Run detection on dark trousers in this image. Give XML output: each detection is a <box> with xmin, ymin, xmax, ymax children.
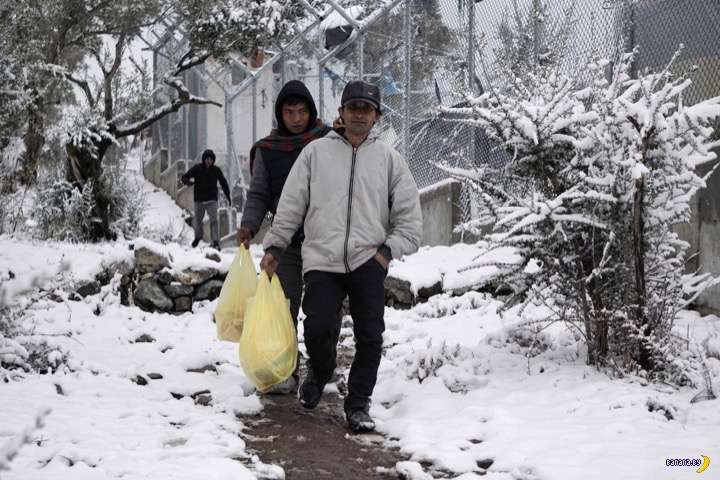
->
<box><xmin>275</xmin><ymin>243</ymin><xmax>303</xmax><ymax>329</ymax></box>
<box><xmin>276</xmin><ymin>243</ymin><xmax>303</xmax><ymax>379</ymax></box>
<box><xmin>302</xmin><ymin>257</ymin><xmax>387</xmax><ymax>412</ymax></box>
<box><xmin>276</xmin><ymin>243</ymin><xmax>341</xmax><ymax>379</ymax></box>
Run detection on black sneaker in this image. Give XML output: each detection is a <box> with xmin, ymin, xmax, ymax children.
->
<box><xmin>212</xmin><ymin>242</ymin><xmax>220</xmax><ymax>251</ymax></box>
<box><xmin>346</xmin><ymin>408</ymin><xmax>375</xmax><ymax>432</ymax></box>
<box><xmin>191</xmin><ymin>239</ymin><xmax>200</xmax><ymax>248</ymax></box>
<box><xmin>298</xmin><ymin>368</ymin><xmax>325</xmax><ymax>409</ymax></box>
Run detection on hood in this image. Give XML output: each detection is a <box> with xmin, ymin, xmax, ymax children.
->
<box><xmin>201</xmin><ymin>149</ymin><xmax>216</xmax><ymax>166</ymax></box>
<box><xmin>275</xmin><ymin>80</ymin><xmax>318</xmax><ymax>136</ymax></box>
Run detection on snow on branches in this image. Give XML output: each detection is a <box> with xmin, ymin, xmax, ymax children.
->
<box><xmin>442</xmin><ymin>47</ymin><xmax>720</xmax><ymax>380</ymax></box>
<box><xmin>185</xmin><ymin>0</ymin><xmax>307</xmax><ymax>63</ymax></box>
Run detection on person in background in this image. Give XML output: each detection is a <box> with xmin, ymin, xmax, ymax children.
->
<box><xmin>236</xmin><ymin>80</ymin><xmax>334</xmax><ymax>395</ymax></box>
<box><xmin>259</xmin><ymin>80</ymin><xmax>423</xmax><ymax>432</ymax></box>
<box><xmin>181</xmin><ymin>149</ymin><xmax>231</xmax><ymax>251</ymax></box>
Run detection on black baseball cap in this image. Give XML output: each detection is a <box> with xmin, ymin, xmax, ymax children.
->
<box><xmin>341</xmin><ymin>80</ymin><xmax>381</xmax><ymax>112</ymax></box>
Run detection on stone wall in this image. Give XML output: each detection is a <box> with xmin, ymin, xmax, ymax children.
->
<box><xmin>71</xmin><ymin>240</ymin><xmax>230</xmax><ymax>314</ymax></box>
<box><xmin>130</xmin><ymin>243</ymin><xmax>227</xmax><ymax>313</ymax></box>
<box><xmin>72</xmin><ymin>239</ymin><xmax>431</xmax><ymax>314</ymax></box>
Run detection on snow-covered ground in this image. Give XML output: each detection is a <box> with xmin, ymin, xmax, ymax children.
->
<box><xmin>1</xmin><ymin>153</ymin><xmax>719</xmax><ymax>479</ymax></box>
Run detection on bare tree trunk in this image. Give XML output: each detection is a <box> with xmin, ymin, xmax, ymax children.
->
<box><xmin>586</xmin><ymin>277</ymin><xmax>608</xmax><ymax>358</ymax></box>
<box><xmin>20</xmin><ymin>97</ymin><xmax>45</xmax><ymax>186</ymax></box>
<box><xmin>628</xmin><ymin>119</ymin><xmax>654</xmax><ymax>372</ymax></box>
<box><xmin>573</xmin><ymin>245</ymin><xmax>595</xmax><ymax>364</ymax></box>
<box><xmin>572</xmin><ymin>237</ymin><xmax>611</xmax><ymax>364</ymax></box>
<box><xmin>65</xmin><ymin>137</ymin><xmax>116</xmax><ymax>241</ymax></box>
<box><xmin>633</xmin><ymin>175</ymin><xmax>652</xmax><ymax>371</ymax></box>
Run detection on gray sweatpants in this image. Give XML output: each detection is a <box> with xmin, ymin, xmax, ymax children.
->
<box><xmin>193</xmin><ymin>200</ymin><xmax>219</xmax><ymax>243</ymax></box>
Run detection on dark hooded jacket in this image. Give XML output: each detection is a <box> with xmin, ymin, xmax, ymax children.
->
<box><xmin>181</xmin><ymin>155</ymin><xmax>231</xmax><ymax>203</ymax></box>
<box><xmin>241</xmin><ymin>80</ymin><xmax>331</xmax><ymax>242</ymax></box>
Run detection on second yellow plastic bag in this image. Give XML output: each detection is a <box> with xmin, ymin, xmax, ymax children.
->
<box><xmin>215</xmin><ymin>244</ymin><xmax>258</xmax><ymax>342</ymax></box>
<box><xmin>239</xmin><ymin>271</ymin><xmax>298</xmax><ymax>392</ymax></box>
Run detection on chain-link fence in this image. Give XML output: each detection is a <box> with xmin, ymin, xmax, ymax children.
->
<box><xmin>151</xmin><ymin>0</ymin><xmax>720</xmax><ymax>228</ymax></box>
<box><xmin>152</xmin><ymin>43</ymin><xmax>206</xmax><ymax>173</ymax></box>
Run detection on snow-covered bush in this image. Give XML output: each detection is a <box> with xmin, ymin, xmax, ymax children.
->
<box><xmin>0</xmin><ymin>181</ymin><xmax>23</xmax><ymax>237</ymax></box>
<box><xmin>30</xmin><ymin>160</ymin><xmax>146</xmax><ymax>242</ymax></box>
<box><xmin>101</xmin><ymin>159</ymin><xmax>148</xmax><ymax>241</ymax></box>
<box><xmin>141</xmin><ymin>217</ymin><xmax>190</xmax><ymax>245</ymax></box>
<box><xmin>0</xmin><ymin>137</ymin><xmax>25</xmax><ymax>234</ymax></box>
<box><xmin>0</xmin><ymin>408</ymin><xmax>49</xmax><ymax>471</ymax></box>
<box><xmin>441</xmin><ymin>47</ymin><xmax>720</xmax><ymax>382</ymax></box>
<box><xmin>31</xmin><ymin>179</ymin><xmax>97</xmax><ymax>241</ymax></box>
<box><xmin>0</xmin><ymin>278</ymin><xmax>71</xmax><ymax>378</ymax></box>
<box><xmin>403</xmin><ymin>338</ymin><xmax>486</xmax><ymax>392</ymax></box>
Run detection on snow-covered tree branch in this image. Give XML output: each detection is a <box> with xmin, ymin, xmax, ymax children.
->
<box><xmin>442</xmin><ymin>45</ymin><xmax>720</xmax><ymax>379</ymax></box>
<box><xmin>0</xmin><ymin>0</ymin><xmax>309</xmax><ymax>240</ymax></box>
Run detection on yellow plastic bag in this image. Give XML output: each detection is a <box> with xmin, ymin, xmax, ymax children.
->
<box><xmin>215</xmin><ymin>245</ymin><xmax>258</xmax><ymax>342</ymax></box>
<box><xmin>239</xmin><ymin>271</ymin><xmax>298</xmax><ymax>392</ymax></box>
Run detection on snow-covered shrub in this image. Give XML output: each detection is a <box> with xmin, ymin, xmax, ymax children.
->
<box><xmin>30</xmin><ymin>159</ymin><xmax>146</xmax><ymax>242</ymax></box>
<box><xmin>403</xmin><ymin>339</ymin><xmax>486</xmax><ymax>390</ymax></box>
<box><xmin>101</xmin><ymin>159</ymin><xmax>147</xmax><ymax>241</ymax></box>
<box><xmin>0</xmin><ymin>407</ymin><xmax>49</xmax><ymax>471</ymax></box>
<box><xmin>412</xmin><ymin>291</ymin><xmax>492</xmax><ymax>319</ymax></box>
<box><xmin>30</xmin><ymin>178</ymin><xmax>95</xmax><ymax>241</ymax></box>
<box><xmin>0</xmin><ymin>182</ymin><xmax>25</xmax><ymax>237</ymax></box>
<box><xmin>0</xmin><ymin>137</ymin><xmax>26</xmax><ymax>234</ymax></box>
<box><xmin>141</xmin><ymin>217</ymin><xmax>190</xmax><ymax>245</ymax></box>
<box><xmin>0</xmin><ymin>277</ymin><xmax>72</xmax><ymax>378</ymax></box>
<box><xmin>441</xmin><ymin>47</ymin><xmax>720</xmax><ymax>381</ymax></box>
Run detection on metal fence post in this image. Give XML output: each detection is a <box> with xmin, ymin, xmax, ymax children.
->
<box><xmin>402</xmin><ymin>0</ymin><xmax>411</xmax><ymax>157</ymax></box>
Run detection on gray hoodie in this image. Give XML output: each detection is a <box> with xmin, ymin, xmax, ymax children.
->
<box><xmin>263</xmin><ymin>130</ymin><xmax>423</xmax><ymax>275</ymax></box>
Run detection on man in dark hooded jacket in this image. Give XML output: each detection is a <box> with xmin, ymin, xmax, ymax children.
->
<box><xmin>236</xmin><ymin>80</ymin><xmax>333</xmax><ymax>394</ymax></box>
<box><xmin>181</xmin><ymin>149</ymin><xmax>231</xmax><ymax>250</ymax></box>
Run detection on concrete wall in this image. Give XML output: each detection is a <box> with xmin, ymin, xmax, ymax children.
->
<box><xmin>143</xmin><ymin>149</ymin><xmax>167</xmax><ymax>187</ymax></box>
<box><xmin>691</xmin><ymin>158</ymin><xmax>720</xmax><ymax>315</ymax></box>
<box><xmin>231</xmin><ymin>71</ymin><xmax>276</xmax><ymax>160</ymax></box>
<box><xmin>159</xmin><ymin>162</ymin><xmax>181</xmax><ymax>199</ymax></box>
<box><xmin>200</xmin><ymin>208</ymin><xmax>234</xmax><ymax>244</ymax></box>
<box><xmin>176</xmin><ymin>184</ymin><xmax>194</xmax><ymax>213</ymax></box>
<box><xmin>418</xmin><ymin>179</ymin><xmax>461</xmax><ymax>247</ymax></box>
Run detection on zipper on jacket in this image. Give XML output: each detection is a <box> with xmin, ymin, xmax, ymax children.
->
<box><xmin>343</xmin><ymin>147</ymin><xmax>358</xmax><ymax>272</ymax></box>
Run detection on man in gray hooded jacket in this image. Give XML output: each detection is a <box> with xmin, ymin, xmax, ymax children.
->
<box><xmin>260</xmin><ymin>80</ymin><xmax>423</xmax><ymax>432</ymax></box>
